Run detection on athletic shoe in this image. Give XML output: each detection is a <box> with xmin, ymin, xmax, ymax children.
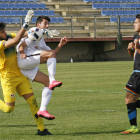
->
<box><xmin>37</xmin><ymin>110</ymin><xmax>55</xmax><ymax>120</ymax></box>
<box><xmin>49</xmin><ymin>81</ymin><xmax>62</xmax><ymax>90</ymax></box>
<box><xmin>121</xmin><ymin>125</ymin><xmax>139</xmax><ymax>134</ymax></box>
<box><xmin>37</xmin><ymin>129</ymin><xmax>52</xmax><ymax>135</ymax></box>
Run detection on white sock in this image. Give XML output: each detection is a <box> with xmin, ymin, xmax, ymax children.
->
<box><xmin>47</xmin><ymin>58</ymin><xmax>56</xmax><ymax>84</ymax></box>
<box><xmin>39</xmin><ymin>87</ymin><xmax>52</xmax><ymax>111</ymax></box>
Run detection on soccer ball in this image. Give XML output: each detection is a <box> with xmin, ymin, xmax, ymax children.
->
<box><xmin>28</xmin><ymin>27</ymin><xmax>43</xmax><ymax>42</ymax></box>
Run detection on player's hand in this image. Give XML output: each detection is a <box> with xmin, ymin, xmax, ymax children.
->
<box><xmin>59</xmin><ymin>36</ymin><xmax>68</xmax><ymax>47</ymax></box>
<box><xmin>25</xmin><ymin>10</ymin><xmax>34</xmax><ymax>24</ymax></box>
<box><xmin>134</xmin><ymin>39</ymin><xmax>139</xmax><ymax>50</ymax></box>
<box><xmin>127</xmin><ymin>42</ymin><xmax>135</xmax><ymax>50</ymax></box>
<box><xmin>20</xmin><ymin>53</ymin><xmax>27</xmax><ymax>59</ymax></box>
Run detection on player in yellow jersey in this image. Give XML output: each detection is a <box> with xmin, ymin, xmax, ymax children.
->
<box><xmin>0</xmin><ymin>10</ymin><xmax>52</xmax><ymax>135</ymax></box>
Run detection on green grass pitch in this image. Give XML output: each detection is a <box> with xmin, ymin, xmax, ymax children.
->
<box><xmin>1</xmin><ymin>61</ymin><xmax>140</xmax><ymax>140</ymax></box>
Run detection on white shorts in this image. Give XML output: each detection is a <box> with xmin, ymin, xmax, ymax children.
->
<box><xmin>20</xmin><ymin>67</ymin><xmax>39</xmax><ymax>81</ymax></box>
<box><xmin>17</xmin><ymin>51</ymin><xmax>41</xmax><ymax>70</ymax></box>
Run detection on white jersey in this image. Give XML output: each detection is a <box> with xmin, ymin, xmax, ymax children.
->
<box><xmin>16</xmin><ymin>37</ymin><xmax>51</xmax><ymax>56</ymax></box>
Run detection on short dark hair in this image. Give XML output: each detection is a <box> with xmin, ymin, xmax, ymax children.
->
<box><xmin>0</xmin><ymin>22</ymin><xmax>6</xmax><ymax>31</ymax></box>
<box><xmin>136</xmin><ymin>14</ymin><xmax>140</xmax><ymax>19</ymax></box>
<box><xmin>36</xmin><ymin>16</ymin><xmax>50</xmax><ymax>26</ymax></box>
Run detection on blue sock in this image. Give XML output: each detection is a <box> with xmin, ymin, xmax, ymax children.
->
<box><xmin>127</xmin><ymin>103</ymin><xmax>137</xmax><ymax>126</ymax></box>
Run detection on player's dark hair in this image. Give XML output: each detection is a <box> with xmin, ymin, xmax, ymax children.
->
<box><xmin>36</xmin><ymin>16</ymin><xmax>50</xmax><ymax>26</ymax></box>
<box><xmin>136</xmin><ymin>14</ymin><xmax>140</xmax><ymax>19</ymax></box>
<box><xmin>0</xmin><ymin>22</ymin><xmax>6</xmax><ymax>31</ymax></box>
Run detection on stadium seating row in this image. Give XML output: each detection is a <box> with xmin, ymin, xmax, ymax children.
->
<box><xmin>0</xmin><ymin>17</ymin><xmax>65</xmax><ymax>24</ymax></box>
<box><xmin>0</xmin><ymin>3</ymin><xmax>48</xmax><ymax>9</ymax></box>
<box><xmin>92</xmin><ymin>3</ymin><xmax>140</xmax><ymax>9</ymax></box>
<box><xmin>0</xmin><ymin>0</ymin><xmax>38</xmax><ymax>2</ymax></box>
<box><xmin>102</xmin><ymin>10</ymin><xmax>140</xmax><ymax>16</ymax></box>
<box><xmin>84</xmin><ymin>0</ymin><xmax>140</xmax><ymax>2</ymax></box>
<box><xmin>0</xmin><ymin>10</ymin><xmax>55</xmax><ymax>16</ymax></box>
<box><xmin>110</xmin><ymin>16</ymin><xmax>135</xmax><ymax>22</ymax></box>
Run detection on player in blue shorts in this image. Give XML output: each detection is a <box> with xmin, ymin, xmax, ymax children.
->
<box><xmin>0</xmin><ymin>10</ymin><xmax>51</xmax><ymax>135</ymax></box>
<box><xmin>121</xmin><ymin>14</ymin><xmax>140</xmax><ymax>134</ymax></box>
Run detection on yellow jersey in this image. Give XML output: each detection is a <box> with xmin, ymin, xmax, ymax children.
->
<box><xmin>0</xmin><ymin>33</ymin><xmax>22</xmax><ymax>78</ymax></box>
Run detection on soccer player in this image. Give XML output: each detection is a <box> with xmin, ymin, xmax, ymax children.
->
<box><xmin>121</xmin><ymin>14</ymin><xmax>140</xmax><ymax>134</ymax></box>
<box><xmin>0</xmin><ymin>10</ymin><xmax>52</xmax><ymax>135</ymax></box>
<box><xmin>16</xmin><ymin>16</ymin><xmax>68</xmax><ymax>120</ymax></box>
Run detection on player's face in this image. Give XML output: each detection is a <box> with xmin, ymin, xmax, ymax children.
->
<box><xmin>37</xmin><ymin>19</ymin><xmax>49</xmax><ymax>29</ymax></box>
<box><xmin>134</xmin><ymin>18</ymin><xmax>140</xmax><ymax>32</ymax></box>
<box><xmin>0</xmin><ymin>28</ymin><xmax>7</xmax><ymax>40</ymax></box>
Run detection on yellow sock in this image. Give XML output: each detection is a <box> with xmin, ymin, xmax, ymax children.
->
<box><xmin>26</xmin><ymin>95</ymin><xmax>45</xmax><ymax>131</ymax></box>
<box><xmin>0</xmin><ymin>99</ymin><xmax>15</xmax><ymax>113</ymax></box>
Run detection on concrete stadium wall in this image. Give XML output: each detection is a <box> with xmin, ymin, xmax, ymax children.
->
<box><xmin>45</xmin><ymin>37</ymin><xmax>133</xmax><ymax>62</ymax></box>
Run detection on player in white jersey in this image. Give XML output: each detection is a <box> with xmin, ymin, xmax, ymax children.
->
<box><xmin>17</xmin><ymin>15</ymin><xmax>68</xmax><ymax>120</ymax></box>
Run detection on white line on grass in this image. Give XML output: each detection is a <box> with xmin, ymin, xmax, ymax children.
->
<box><xmin>39</xmin><ymin>89</ymin><xmax>123</xmax><ymax>93</ymax></box>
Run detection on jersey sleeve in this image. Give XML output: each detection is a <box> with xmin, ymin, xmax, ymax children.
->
<box><xmin>0</xmin><ymin>40</ymin><xmax>6</xmax><ymax>52</ymax></box>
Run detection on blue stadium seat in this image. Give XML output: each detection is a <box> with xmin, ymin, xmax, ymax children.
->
<box><xmin>42</xmin><ymin>10</ymin><xmax>49</xmax><ymax>16</ymax></box>
<box><xmin>21</xmin><ymin>3</ymin><xmax>28</xmax><ymax>9</ymax></box>
<box><xmin>48</xmin><ymin>10</ymin><xmax>55</xmax><ymax>16</ymax></box>
<box><xmin>34</xmin><ymin>3</ymin><xmax>40</xmax><ymax>9</ymax></box>
<box><xmin>57</xmin><ymin>17</ymin><xmax>65</xmax><ymax>23</ymax></box>
<box><xmin>130</xmin><ymin>10</ymin><xmax>136</xmax><ymax>15</ymax></box>
<box><xmin>92</xmin><ymin>3</ymin><xmax>99</xmax><ymax>9</ymax></box>
<box><xmin>10</xmin><ymin>10</ymin><xmax>17</xmax><ymax>16</ymax></box>
<box><xmin>131</xmin><ymin>3</ymin><xmax>138</xmax><ymax>9</ymax></box>
<box><xmin>3</xmin><ymin>10</ymin><xmax>10</xmax><ymax>16</ymax></box>
<box><xmin>6</xmin><ymin>18</ymin><xmax>13</xmax><ymax>24</ymax></box>
<box><xmin>13</xmin><ymin>18</ymin><xmax>20</xmax><ymax>24</ymax></box>
<box><xmin>128</xmin><ymin>17</ymin><xmax>135</xmax><ymax>22</ymax></box>
<box><xmin>40</xmin><ymin>3</ymin><xmax>48</xmax><ymax>9</ymax></box>
<box><xmin>126</xmin><ymin>3</ymin><xmax>132</xmax><ymax>9</ymax></box>
<box><xmin>31</xmin><ymin>17</ymin><xmax>37</xmax><ymax>23</ymax></box>
<box><xmin>34</xmin><ymin>10</ymin><xmax>43</xmax><ymax>16</ymax></box>
<box><xmin>101</xmin><ymin>10</ymin><xmax>108</xmax><ymax>16</ymax></box>
<box><xmin>8</xmin><ymin>3</ymin><xmax>15</xmax><ymax>9</ymax></box>
<box><xmin>124</xmin><ymin>10</ymin><xmax>130</xmax><ymax>15</ymax></box>
<box><xmin>50</xmin><ymin>17</ymin><xmax>57</xmax><ymax>23</ymax></box>
<box><xmin>17</xmin><ymin>10</ymin><xmax>24</xmax><ymax>16</ymax></box>
<box><xmin>27</xmin><ymin>3</ymin><xmax>34</xmax><ymax>9</ymax></box>
<box><xmin>118</xmin><ymin>10</ymin><xmax>124</xmax><ymax>16</ymax></box>
<box><xmin>1</xmin><ymin>3</ymin><xmax>8</xmax><ymax>9</ymax></box>
<box><xmin>115</xmin><ymin>3</ymin><xmax>120</xmax><ymax>9</ymax></box>
<box><xmin>110</xmin><ymin>17</ymin><xmax>117</xmax><ymax>22</ymax></box>
<box><xmin>0</xmin><ymin>10</ymin><xmax>4</xmax><ymax>16</ymax></box>
<box><xmin>109</xmin><ymin>3</ymin><xmax>115</xmax><ymax>9</ymax></box>
<box><xmin>136</xmin><ymin>10</ymin><xmax>140</xmax><ymax>14</ymax></box>
<box><xmin>112</xmin><ymin>10</ymin><xmax>118</xmax><ymax>16</ymax></box>
<box><xmin>0</xmin><ymin>18</ymin><xmax>7</xmax><ymax>23</ymax></box>
<box><xmin>15</xmin><ymin>3</ymin><xmax>22</xmax><ymax>9</ymax></box>
<box><xmin>120</xmin><ymin>3</ymin><xmax>126</xmax><ymax>9</ymax></box>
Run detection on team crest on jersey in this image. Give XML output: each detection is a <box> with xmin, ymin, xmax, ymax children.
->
<box><xmin>10</xmin><ymin>94</ymin><xmax>15</xmax><ymax>98</ymax></box>
<box><xmin>34</xmin><ymin>46</ymin><xmax>39</xmax><ymax>50</ymax></box>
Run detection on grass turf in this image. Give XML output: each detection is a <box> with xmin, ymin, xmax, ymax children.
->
<box><xmin>0</xmin><ymin>61</ymin><xmax>140</xmax><ymax>140</ymax></box>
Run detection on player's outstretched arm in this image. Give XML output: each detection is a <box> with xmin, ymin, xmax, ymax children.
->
<box><xmin>134</xmin><ymin>39</ymin><xmax>140</xmax><ymax>54</ymax></box>
<box><xmin>127</xmin><ymin>42</ymin><xmax>134</xmax><ymax>57</ymax></box>
<box><xmin>4</xmin><ymin>10</ymin><xmax>34</xmax><ymax>49</ymax></box>
<box><xmin>19</xmin><ymin>41</ymin><xmax>27</xmax><ymax>59</ymax></box>
<box><xmin>54</xmin><ymin>36</ymin><xmax>68</xmax><ymax>54</ymax></box>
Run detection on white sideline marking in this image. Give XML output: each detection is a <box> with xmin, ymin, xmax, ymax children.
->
<box><xmin>39</xmin><ymin>89</ymin><xmax>123</xmax><ymax>93</ymax></box>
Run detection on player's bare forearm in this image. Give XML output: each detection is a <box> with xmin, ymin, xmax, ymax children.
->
<box><xmin>4</xmin><ymin>28</ymin><xmax>26</xmax><ymax>49</ymax></box>
<box><xmin>54</xmin><ymin>36</ymin><xmax>68</xmax><ymax>54</ymax></box>
<box><xmin>128</xmin><ymin>49</ymin><xmax>134</xmax><ymax>57</ymax></box>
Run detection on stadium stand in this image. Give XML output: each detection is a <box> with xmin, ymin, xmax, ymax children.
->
<box><xmin>1</xmin><ymin>0</ymin><xmax>138</xmax><ymax>37</ymax></box>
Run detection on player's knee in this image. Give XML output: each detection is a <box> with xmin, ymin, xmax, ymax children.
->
<box><xmin>4</xmin><ymin>105</ymin><xmax>15</xmax><ymax>113</ymax></box>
